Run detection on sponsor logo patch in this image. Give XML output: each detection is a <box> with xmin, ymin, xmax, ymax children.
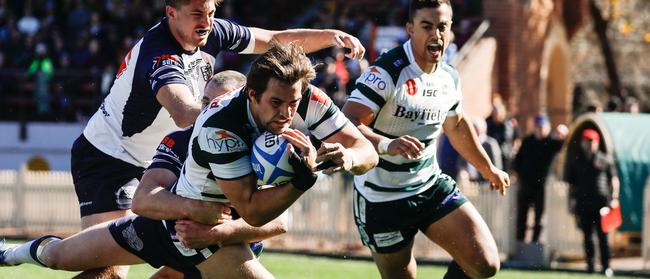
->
<box><xmin>362</xmin><ymin>67</ymin><xmax>387</xmax><ymax>91</ymax></box>
<box><xmin>198</xmin><ymin>127</ymin><xmax>248</xmax><ymax>154</ymax></box>
<box><xmin>405</xmin><ymin>79</ymin><xmax>417</xmax><ymax>96</ymax></box>
<box><xmin>373</xmin><ymin>231</ymin><xmax>404</xmax><ymax>248</ymax></box>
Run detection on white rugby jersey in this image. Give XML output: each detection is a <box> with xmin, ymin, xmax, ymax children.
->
<box><xmin>83</xmin><ymin>17</ymin><xmax>254</xmax><ymax>167</ymax></box>
<box><xmin>174</xmin><ymin>85</ymin><xmax>349</xmax><ymax>203</ymax></box>
<box><xmin>348</xmin><ymin>40</ymin><xmax>463</xmax><ymax>202</ymax></box>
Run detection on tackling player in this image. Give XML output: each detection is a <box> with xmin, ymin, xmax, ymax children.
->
<box><xmin>70</xmin><ymin>0</ymin><xmax>365</xmax><ymax>277</ymax></box>
<box><xmin>342</xmin><ymin>1</ymin><xmax>509</xmax><ymax>278</ymax></box>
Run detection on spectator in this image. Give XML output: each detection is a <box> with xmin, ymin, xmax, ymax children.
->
<box><xmin>567</xmin><ymin>129</ymin><xmax>619</xmax><ymax>277</ymax></box>
<box><xmin>606</xmin><ymin>96</ymin><xmax>623</xmax><ymax>112</ymax></box>
<box><xmin>486</xmin><ymin>96</ymin><xmax>520</xmax><ymax>170</ymax></box>
<box><xmin>26</xmin><ymin>42</ymin><xmax>53</xmax><ymax>116</ymax></box>
<box><xmin>514</xmin><ymin>115</ymin><xmax>566</xmax><ymax>243</ymax></box>
<box><xmin>624</xmin><ymin>96</ymin><xmax>640</xmax><ymax>114</ymax></box>
<box><xmin>17</xmin><ymin>7</ymin><xmax>39</xmax><ymax>37</ymax></box>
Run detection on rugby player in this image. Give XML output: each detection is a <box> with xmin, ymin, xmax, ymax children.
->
<box><xmin>342</xmin><ymin>1</ymin><xmax>509</xmax><ymax>278</ymax></box>
<box><xmin>2</xmin><ymin>43</ymin><xmax>377</xmax><ymax>278</ymax></box>
<box><xmin>70</xmin><ymin>0</ymin><xmax>364</xmax><ymax>277</ymax></box>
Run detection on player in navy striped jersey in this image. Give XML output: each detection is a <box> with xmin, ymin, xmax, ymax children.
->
<box><xmin>2</xmin><ymin>44</ymin><xmax>377</xmax><ymax>278</ymax></box>
<box><xmin>342</xmin><ymin>1</ymin><xmax>509</xmax><ymax>278</ymax></box>
<box><xmin>69</xmin><ymin>0</ymin><xmax>365</xmax><ymax>277</ymax></box>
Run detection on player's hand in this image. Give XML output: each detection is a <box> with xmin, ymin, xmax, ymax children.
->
<box><xmin>331</xmin><ymin>31</ymin><xmax>365</xmax><ymax>60</ymax></box>
<box><xmin>482</xmin><ymin>166</ymin><xmax>510</xmax><ymax>196</ymax></box>
<box><xmin>282</xmin><ymin>129</ymin><xmax>317</xmax><ymax>171</ymax></box>
<box><xmin>386</xmin><ymin>136</ymin><xmax>425</xmax><ymax>160</ymax></box>
<box><xmin>175</xmin><ymin>220</ymin><xmax>231</xmax><ymax>249</ymax></box>
<box><xmin>190</xmin><ymin>201</ymin><xmax>232</xmax><ymax>225</ymax></box>
<box><xmin>316</xmin><ymin>142</ymin><xmax>354</xmax><ymax>174</ymax></box>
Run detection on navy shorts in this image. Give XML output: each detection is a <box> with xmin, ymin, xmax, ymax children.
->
<box><xmin>109</xmin><ymin>215</ymin><xmax>264</xmax><ymax>277</ymax></box>
<box><xmin>353</xmin><ymin>174</ymin><xmax>468</xmax><ymax>253</ymax></box>
<box><xmin>71</xmin><ymin>135</ymin><xmax>145</xmax><ymax>217</ymax></box>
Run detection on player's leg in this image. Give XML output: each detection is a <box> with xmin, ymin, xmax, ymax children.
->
<box><xmin>424</xmin><ymin>202</ymin><xmax>500</xmax><ymax>278</ymax></box>
<box><xmin>196</xmin><ymin>243</ymin><xmax>274</xmax><ymax>279</ymax></box>
<box><xmin>71</xmin><ymin>135</ymin><xmax>145</xmax><ymax>278</ymax></box>
<box><xmin>578</xmin><ymin>211</ymin><xmax>596</xmax><ymax>273</ymax></box>
<box><xmin>370</xmin><ymin>240</ymin><xmax>417</xmax><ymax>279</ymax></box>
<box><xmin>352</xmin><ymin>187</ymin><xmax>420</xmax><ymax>279</ymax></box>
<box><xmin>0</xmin><ymin>221</ymin><xmax>143</xmax><ymax>270</ymax></box>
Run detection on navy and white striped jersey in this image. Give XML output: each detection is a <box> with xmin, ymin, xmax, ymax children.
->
<box><xmin>348</xmin><ymin>40</ymin><xmax>463</xmax><ymax>203</ymax></box>
<box><xmin>174</xmin><ymin>85</ymin><xmax>349</xmax><ymax>203</ymax></box>
<box><xmin>148</xmin><ymin>126</ymin><xmax>193</xmax><ymax>176</ymax></box>
<box><xmin>83</xmin><ymin>17</ymin><xmax>254</xmax><ymax>168</ymax></box>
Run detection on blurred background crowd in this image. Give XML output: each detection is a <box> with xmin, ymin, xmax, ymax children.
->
<box><xmin>0</xmin><ymin>0</ymin><xmax>486</xmax><ymax>122</ymax></box>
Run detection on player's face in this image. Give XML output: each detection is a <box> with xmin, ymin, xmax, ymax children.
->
<box><xmin>250</xmin><ymin>78</ymin><xmax>302</xmax><ymax>135</ymax></box>
<box><xmin>168</xmin><ymin>0</ymin><xmax>215</xmax><ymax>50</ymax></box>
<box><xmin>406</xmin><ymin>5</ymin><xmax>452</xmax><ymax>71</ymax></box>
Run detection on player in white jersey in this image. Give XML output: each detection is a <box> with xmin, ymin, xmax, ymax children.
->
<box><xmin>69</xmin><ymin>0</ymin><xmax>366</xmax><ymax>277</ymax></box>
<box><xmin>2</xmin><ymin>44</ymin><xmax>377</xmax><ymax>278</ymax></box>
<box><xmin>342</xmin><ymin>1</ymin><xmax>510</xmax><ymax>278</ymax></box>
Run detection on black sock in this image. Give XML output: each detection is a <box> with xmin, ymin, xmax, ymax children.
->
<box><xmin>443</xmin><ymin>261</ymin><xmax>471</xmax><ymax>279</ymax></box>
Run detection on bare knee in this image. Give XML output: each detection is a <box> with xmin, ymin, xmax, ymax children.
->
<box><xmin>463</xmin><ymin>253</ymin><xmax>500</xmax><ymax>278</ymax></box>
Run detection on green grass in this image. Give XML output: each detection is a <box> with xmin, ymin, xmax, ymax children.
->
<box><xmin>0</xmin><ymin>252</ymin><xmax>638</xmax><ymax>279</ymax></box>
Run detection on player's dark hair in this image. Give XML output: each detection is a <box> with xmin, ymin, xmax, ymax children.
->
<box><xmin>247</xmin><ymin>43</ymin><xmax>316</xmax><ymax>101</ymax></box>
<box><xmin>408</xmin><ymin>0</ymin><xmax>452</xmax><ymax>23</ymax></box>
<box><xmin>164</xmin><ymin>0</ymin><xmax>223</xmax><ymax>9</ymax></box>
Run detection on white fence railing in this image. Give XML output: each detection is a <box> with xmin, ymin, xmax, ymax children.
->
<box><xmin>0</xmin><ymin>168</ymin><xmax>630</xmax><ymax>265</ymax></box>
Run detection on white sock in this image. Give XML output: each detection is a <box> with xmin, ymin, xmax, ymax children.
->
<box><xmin>3</xmin><ymin>236</ymin><xmax>59</xmax><ymax>266</ymax></box>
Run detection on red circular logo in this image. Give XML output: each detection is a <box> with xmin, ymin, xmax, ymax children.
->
<box><xmin>405</xmin><ymin>79</ymin><xmax>417</xmax><ymax>96</ymax></box>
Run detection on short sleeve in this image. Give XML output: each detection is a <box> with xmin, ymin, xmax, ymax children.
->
<box><xmin>149</xmin><ymin>54</ymin><xmax>187</xmax><ymax>95</ymax></box>
<box><xmin>347</xmin><ymin>66</ymin><xmax>395</xmax><ymax>113</ymax></box>
<box><xmin>192</xmin><ymin>125</ymin><xmax>252</xmax><ymax>180</ymax></box>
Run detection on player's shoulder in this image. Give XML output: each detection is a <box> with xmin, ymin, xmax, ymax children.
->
<box><xmin>200</xmin><ymin>88</ymin><xmax>249</xmax><ymax>129</ymax></box>
<box><xmin>137</xmin><ymin>19</ymin><xmax>185</xmax><ymax>63</ymax></box>
<box><xmin>439</xmin><ymin>62</ymin><xmax>460</xmax><ymax>88</ymax></box>
<box><xmin>370</xmin><ymin>45</ymin><xmax>411</xmax><ymax>83</ymax></box>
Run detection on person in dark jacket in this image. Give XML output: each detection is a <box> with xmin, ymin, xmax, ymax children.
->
<box><xmin>568</xmin><ymin>129</ymin><xmax>619</xmax><ymax>276</ymax></box>
<box><xmin>514</xmin><ymin>115</ymin><xmax>566</xmax><ymax>243</ymax></box>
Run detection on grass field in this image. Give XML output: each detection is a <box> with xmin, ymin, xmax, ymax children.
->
<box><xmin>0</xmin><ymin>252</ymin><xmax>639</xmax><ymax>279</ymax></box>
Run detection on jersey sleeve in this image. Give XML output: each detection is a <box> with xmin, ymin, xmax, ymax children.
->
<box><xmin>447</xmin><ymin>67</ymin><xmax>463</xmax><ymax>116</ymax></box>
<box><xmin>147</xmin><ymin>128</ymin><xmax>192</xmax><ymax>176</ymax></box>
<box><xmin>148</xmin><ymin>53</ymin><xmax>186</xmax><ymax>96</ymax></box>
<box><xmin>192</xmin><ymin>123</ymin><xmax>252</xmax><ymax>180</ymax></box>
<box><xmin>348</xmin><ymin>66</ymin><xmax>395</xmax><ymax>113</ymax></box>
<box><xmin>301</xmin><ymin>86</ymin><xmax>349</xmax><ymax>140</ymax></box>
<box><xmin>204</xmin><ymin>18</ymin><xmax>254</xmax><ymax>55</ymax></box>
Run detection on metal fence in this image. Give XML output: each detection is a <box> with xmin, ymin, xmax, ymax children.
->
<box><xmin>0</xmin><ymin>168</ymin><xmax>604</xmax><ymax>263</ymax></box>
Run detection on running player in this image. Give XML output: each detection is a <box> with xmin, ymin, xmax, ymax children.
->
<box><xmin>342</xmin><ymin>1</ymin><xmax>509</xmax><ymax>278</ymax></box>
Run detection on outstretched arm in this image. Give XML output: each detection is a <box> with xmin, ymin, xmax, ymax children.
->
<box><xmin>250</xmin><ymin>28</ymin><xmax>365</xmax><ymax>59</ymax></box>
<box><xmin>443</xmin><ymin>113</ymin><xmax>510</xmax><ymax>195</ymax></box>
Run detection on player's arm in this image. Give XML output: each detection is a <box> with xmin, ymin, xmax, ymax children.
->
<box><xmin>132</xmin><ymin>169</ymin><xmax>229</xmax><ymax>225</ymax></box>
<box><xmin>442</xmin><ymin>113</ymin><xmax>510</xmax><ymax>195</ymax></box>
<box><xmin>218</xmin><ymin>130</ymin><xmax>318</xmax><ymax>227</ymax></box>
<box><xmin>317</xmin><ymin>123</ymin><xmax>377</xmax><ymax>175</ymax></box>
<box><xmin>249</xmin><ymin>28</ymin><xmax>365</xmax><ymax>59</ymax></box>
<box><xmin>156</xmin><ymin>84</ymin><xmax>202</xmax><ymax>128</ymax></box>
<box><xmin>174</xmin><ymin>212</ymin><xmax>288</xmax><ymax>249</ymax></box>
<box><xmin>341</xmin><ymin>102</ymin><xmax>425</xmax><ymax>160</ymax></box>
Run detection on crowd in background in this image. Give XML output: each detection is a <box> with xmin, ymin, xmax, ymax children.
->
<box><xmin>0</xmin><ymin>0</ymin><xmax>483</xmax><ymax>122</ymax></box>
